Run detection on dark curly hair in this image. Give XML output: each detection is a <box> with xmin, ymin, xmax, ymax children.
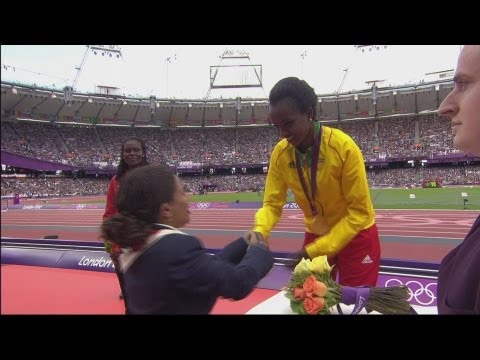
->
<box><xmin>101</xmin><ymin>164</ymin><xmax>176</xmax><ymax>250</ymax></box>
<box><xmin>269</xmin><ymin>77</ymin><xmax>317</xmax><ymax>119</ymax></box>
<box><xmin>116</xmin><ymin>137</ymin><xmax>149</xmax><ymax>180</ymax></box>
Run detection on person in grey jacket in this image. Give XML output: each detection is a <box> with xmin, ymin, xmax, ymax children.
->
<box><xmin>436</xmin><ymin>45</ymin><xmax>480</xmax><ymax>315</ymax></box>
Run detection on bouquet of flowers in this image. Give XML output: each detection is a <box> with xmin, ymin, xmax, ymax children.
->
<box><xmin>285</xmin><ymin>256</ymin><xmax>412</xmax><ymax>315</ymax></box>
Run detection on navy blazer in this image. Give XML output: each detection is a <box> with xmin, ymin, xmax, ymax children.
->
<box><xmin>120</xmin><ymin>227</ymin><xmax>274</xmax><ymax>314</ymax></box>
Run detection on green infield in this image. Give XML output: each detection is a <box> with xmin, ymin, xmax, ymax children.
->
<box><xmin>188</xmin><ymin>186</ymin><xmax>480</xmax><ymax>210</ymax></box>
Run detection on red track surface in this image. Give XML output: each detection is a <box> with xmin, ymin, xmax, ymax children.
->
<box><xmin>1</xmin><ymin>265</ymin><xmax>278</xmax><ymax>314</ymax></box>
<box><xmin>2</xmin><ymin>207</ymin><xmax>476</xmax><ymax>262</ymax></box>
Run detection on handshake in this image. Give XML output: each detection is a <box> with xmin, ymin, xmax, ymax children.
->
<box><xmin>242</xmin><ymin>231</ymin><xmax>309</xmax><ymax>269</ymax></box>
<box><xmin>243</xmin><ymin>230</ymin><xmax>269</xmax><ymax>249</ymax></box>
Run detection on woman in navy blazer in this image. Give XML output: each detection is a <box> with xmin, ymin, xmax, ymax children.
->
<box><xmin>100</xmin><ymin>164</ymin><xmax>274</xmax><ymax>314</ymax></box>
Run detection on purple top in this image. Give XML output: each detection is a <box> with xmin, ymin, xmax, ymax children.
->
<box><xmin>437</xmin><ymin>214</ymin><xmax>480</xmax><ymax>314</ymax></box>
<box><xmin>341</xmin><ymin>286</ymin><xmax>370</xmax><ymax>314</ymax></box>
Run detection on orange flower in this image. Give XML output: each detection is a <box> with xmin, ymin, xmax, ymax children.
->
<box><xmin>293</xmin><ymin>287</ymin><xmax>306</xmax><ymax>301</ymax></box>
<box><xmin>302</xmin><ymin>275</ymin><xmax>328</xmax><ymax>297</ymax></box>
<box><xmin>312</xmin><ymin>281</ymin><xmax>328</xmax><ymax>297</ymax></box>
<box><xmin>302</xmin><ymin>275</ymin><xmax>317</xmax><ymax>293</ymax></box>
<box><xmin>303</xmin><ymin>296</ymin><xmax>326</xmax><ymax>314</ymax></box>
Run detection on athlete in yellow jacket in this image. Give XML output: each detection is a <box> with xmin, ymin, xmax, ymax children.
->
<box><xmin>248</xmin><ymin>77</ymin><xmax>380</xmax><ymax>286</ymax></box>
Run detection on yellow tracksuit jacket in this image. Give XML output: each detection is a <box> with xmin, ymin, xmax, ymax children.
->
<box><xmin>253</xmin><ymin>126</ymin><xmax>375</xmax><ymax>258</ymax></box>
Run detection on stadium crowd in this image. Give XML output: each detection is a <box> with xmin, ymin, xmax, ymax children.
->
<box><xmin>1</xmin><ymin>114</ymin><xmax>479</xmax><ymax>198</ymax></box>
<box><xmin>1</xmin><ymin>115</ymin><xmax>465</xmax><ymax>168</ymax></box>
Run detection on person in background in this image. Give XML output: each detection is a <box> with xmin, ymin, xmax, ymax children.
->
<box><xmin>437</xmin><ymin>45</ymin><xmax>480</xmax><ymax>315</ymax></box>
<box><xmin>245</xmin><ymin>77</ymin><xmax>380</xmax><ymax>287</ymax></box>
<box><xmin>103</xmin><ymin>137</ymin><xmax>148</xmax><ymax>309</ymax></box>
<box><xmin>100</xmin><ymin>165</ymin><xmax>273</xmax><ymax>314</ymax></box>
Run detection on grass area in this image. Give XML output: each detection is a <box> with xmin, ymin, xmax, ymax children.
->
<box><xmin>370</xmin><ymin>187</ymin><xmax>480</xmax><ymax>210</ymax></box>
<box><xmin>189</xmin><ymin>192</ymin><xmax>265</xmax><ymax>202</ymax></box>
<box><xmin>15</xmin><ymin>186</ymin><xmax>478</xmax><ymax>210</ymax></box>
<box><xmin>189</xmin><ymin>186</ymin><xmax>480</xmax><ymax>210</ymax></box>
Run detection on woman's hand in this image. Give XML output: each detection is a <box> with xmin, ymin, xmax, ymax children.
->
<box><xmin>243</xmin><ymin>230</ymin><xmax>268</xmax><ymax>249</ymax></box>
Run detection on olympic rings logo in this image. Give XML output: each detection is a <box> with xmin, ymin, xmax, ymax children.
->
<box><xmin>384</xmin><ymin>278</ymin><xmax>437</xmax><ymax>306</ymax></box>
<box><xmin>196</xmin><ymin>202</ymin><xmax>211</xmax><ymax>209</ymax></box>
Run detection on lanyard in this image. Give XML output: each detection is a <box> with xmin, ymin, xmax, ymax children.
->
<box><xmin>295</xmin><ymin>122</ymin><xmax>322</xmax><ymax>216</ymax></box>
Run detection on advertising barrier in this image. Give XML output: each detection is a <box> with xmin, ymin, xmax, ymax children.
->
<box><xmin>1</xmin><ymin>238</ymin><xmax>439</xmax><ymax>306</ymax></box>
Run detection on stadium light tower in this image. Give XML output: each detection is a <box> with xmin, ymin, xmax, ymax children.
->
<box><xmin>63</xmin><ymin>45</ymin><xmax>123</xmax><ymax>106</ymax></box>
<box><xmin>205</xmin><ymin>48</ymin><xmax>265</xmax><ymax>99</ymax></box>
<box><xmin>357</xmin><ymin>45</ymin><xmax>389</xmax><ymax>53</ymax></box>
<box><xmin>165</xmin><ymin>54</ymin><xmax>177</xmax><ymax>98</ymax></box>
<box><xmin>71</xmin><ymin>45</ymin><xmax>123</xmax><ymax>91</ymax></box>
<box><xmin>336</xmin><ymin>46</ymin><xmax>360</xmax><ymax>94</ymax></box>
<box><xmin>300</xmin><ymin>50</ymin><xmax>307</xmax><ymax>79</ymax></box>
<box><xmin>365</xmin><ymin>79</ymin><xmax>385</xmax><ymax>105</ymax></box>
<box><xmin>365</xmin><ymin>79</ymin><xmax>385</xmax><ymax>120</ymax></box>
<box><xmin>336</xmin><ymin>45</ymin><xmax>390</xmax><ymax>94</ymax></box>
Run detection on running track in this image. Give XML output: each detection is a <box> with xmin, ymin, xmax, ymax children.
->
<box><xmin>2</xmin><ymin>207</ymin><xmax>477</xmax><ymax>262</ymax></box>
